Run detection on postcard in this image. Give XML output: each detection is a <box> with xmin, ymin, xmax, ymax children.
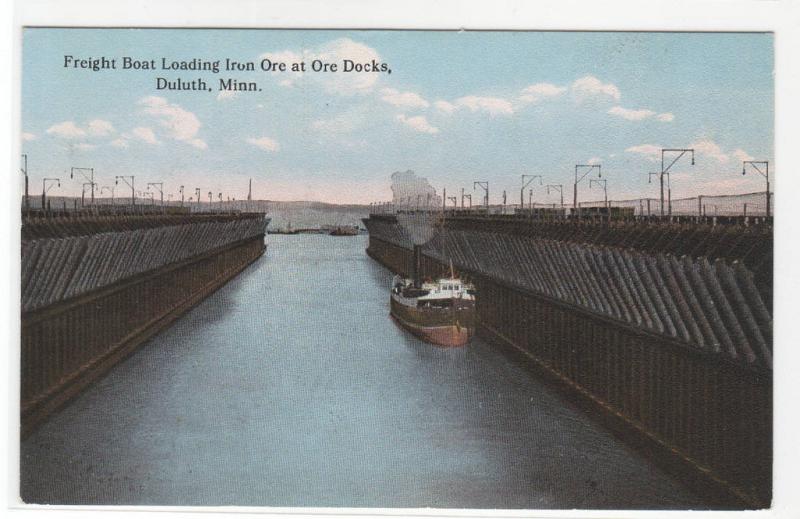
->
<box><xmin>8</xmin><ymin>2</ymin><xmax>795</xmax><ymax>517</ymax></box>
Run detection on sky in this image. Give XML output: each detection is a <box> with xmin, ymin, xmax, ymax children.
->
<box><xmin>20</xmin><ymin>29</ymin><xmax>774</xmax><ymax>205</ymax></box>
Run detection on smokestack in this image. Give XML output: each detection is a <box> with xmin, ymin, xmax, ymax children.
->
<box><xmin>413</xmin><ymin>245</ymin><xmax>422</xmax><ymax>288</ymax></box>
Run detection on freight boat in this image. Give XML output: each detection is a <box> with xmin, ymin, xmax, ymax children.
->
<box><xmin>389</xmin><ymin>246</ymin><xmax>476</xmax><ymax>347</ymax></box>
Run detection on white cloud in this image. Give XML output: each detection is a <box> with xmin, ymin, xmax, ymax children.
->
<box><xmin>110</xmin><ymin>138</ymin><xmax>129</xmax><ymax>148</ymax></box>
<box><xmin>732</xmin><ymin>148</ymin><xmax>754</xmax><ymax>163</ymax></box>
<box><xmin>139</xmin><ymin>96</ymin><xmax>205</xmax><ymax>148</ymax></box>
<box><xmin>87</xmin><ymin>119</ymin><xmax>115</xmax><ymax>136</ymax></box>
<box><xmin>657</xmin><ymin>112</ymin><xmax>675</xmax><ymax>122</ymax></box>
<box><xmin>46</xmin><ymin>121</ymin><xmax>86</xmax><ymax>139</ymax></box>
<box><xmin>22</xmin><ymin>132</ymin><xmax>36</xmax><ymax>141</ymax></box>
<box><xmin>130</xmin><ymin>126</ymin><xmax>159</xmax><ymax>145</ymax></box>
<box><xmin>246</xmin><ymin>136</ymin><xmax>280</xmax><ymax>151</ymax></box>
<box><xmin>608</xmin><ymin>106</ymin><xmax>656</xmax><ymax>121</ymax></box>
<box><xmin>261</xmin><ymin>38</ymin><xmax>383</xmax><ymax>95</ymax></box>
<box><xmin>72</xmin><ymin>143</ymin><xmax>96</xmax><ymax>151</ymax></box>
<box><xmin>434</xmin><ymin>100</ymin><xmax>456</xmax><ymax>114</ymax></box>
<box><xmin>454</xmin><ymin>95</ymin><xmax>514</xmax><ymax>116</ymax></box>
<box><xmin>571</xmin><ymin>75</ymin><xmax>621</xmax><ymax>102</ymax></box>
<box><xmin>311</xmin><ymin>113</ymin><xmax>362</xmax><ymax>134</ymax></box>
<box><xmin>217</xmin><ymin>90</ymin><xmax>237</xmax><ymax>101</ymax></box>
<box><xmin>396</xmin><ymin>114</ymin><xmax>439</xmax><ymax>134</ymax></box>
<box><xmin>380</xmin><ymin>88</ymin><xmax>429</xmax><ymax>109</ymax></box>
<box><xmin>519</xmin><ymin>83</ymin><xmax>566</xmax><ymax>104</ymax></box>
<box><xmin>625</xmin><ymin>144</ymin><xmax>662</xmax><ymax>161</ymax></box>
<box><xmin>691</xmin><ymin>138</ymin><xmax>729</xmax><ymax>163</ymax></box>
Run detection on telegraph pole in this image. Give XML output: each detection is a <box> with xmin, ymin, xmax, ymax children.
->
<box><xmin>521</xmin><ymin>174</ymin><xmax>543</xmax><ymax>209</ymax></box>
<box><xmin>101</xmin><ymin>185</ymin><xmax>114</xmax><ymax>206</ymax></box>
<box><xmin>115</xmin><ymin>175</ymin><xmax>135</xmax><ymax>208</ymax></box>
<box><xmin>742</xmin><ymin>160</ymin><xmax>770</xmax><ymax>217</ymax></box>
<box><xmin>574</xmin><ymin>164</ymin><xmax>601</xmax><ymax>210</ymax></box>
<box><xmin>179</xmin><ymin>185</ymin><xmax>185</xmax><ymax>207</ymax></box>
<box><xmin>42</xmin><ymin>177</ymin><xmax>60</xmax><ymax>210</ymax></box>
<box><xmin>656</xmin><ymin>149</ymin><xmax>695</xmax><ymax>216</ymax></box>
<box><xmin>473</xmin><ymin>181</ymin><xmax>489</xmax><ymax>207</ymax></box>
<box><xmin>21</xmin><ymin>154</ymin><xmax>29</xmax><ymax>211</ymax></box>
<box><xmin>147</xmin><ymin>182</ymin><xmax>164</xmax><ymax>206</ymax></box>
<box><xmin>547</xmin><ymin>184</ymin><xmax>564</xmax><ymax>206</ymax></box>
<box><xmin>71</xmin><ymin>167</ymin><xmax>96</xmax><ymax>206</ymax></box>
<box><xmin>590</xmin><ymin>178</ymin><xmax>608</xmax><ymax>209</ymax></box>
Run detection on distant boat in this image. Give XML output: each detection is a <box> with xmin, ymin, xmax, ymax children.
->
<box><xmin>329</xmin><ymin>225</ymin><xmax>359</xmax><ymax>236</ymax></box>
<box><xmin>390</xmin><ymin>250</ymin><xmax>476</xmax><ymax>347</ymax></box>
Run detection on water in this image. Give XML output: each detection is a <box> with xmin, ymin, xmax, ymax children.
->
<box><xmin>20</xmin><ymin>235</ymin><xmax>707</xmax><ymax>508</ymax></box>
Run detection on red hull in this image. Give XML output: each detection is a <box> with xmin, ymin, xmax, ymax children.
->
<box><xmin>390</xmin><ymin>313</ymin><xmax>472</xmax><ymax>348</ymax></box>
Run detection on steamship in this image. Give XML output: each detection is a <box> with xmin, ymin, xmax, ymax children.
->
<box><xmin>390</xmin><ymin>246</ymin><xmax>476</xmax><ymax>347</ymax></box>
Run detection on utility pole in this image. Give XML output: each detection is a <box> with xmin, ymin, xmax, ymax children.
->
<box><xmin>653</xmin><ymin>149</ymin><xmax>695</xmax><ymax>217</ymax></box>
<box><xmin>742</xmin><ymin>160</ymin><xmax>770</xmax><ymax>217</ymax></box>
<box><xmin>21</xmin><ymin>154</ymin><xmax>29</xmax><ymax>211</ymax></box>
<box><xmin>81</xmin><ymin>183</ymin><xmax>93</xmax><ymax>207</ymax></box>
<box><xmin>115</xmin><ymin>176</ymin><xmax>135</xmax><ymax>208</ymax></box>
<box><xmin>648</xmin><ymin>170</ymin><xmax>676</xmax><ymax>216</ymax></box>
<box><xmin>448</xmin><ymin>195</ymin><xmax>458</xmax><ymax>207</ymax></box>
<box><xmin>521</xmin><ymin>174</ymin><xmax>543</xmax><ymax>209</ymax></box>
<box><xmin>547</xmin><ymin>184</ymin><xmax>564</xmax><ymax>206</ymax></box>
<box><xmin>574</xmin><ymin>164</ymin><xmax>601</xmax><ymax>211</ymax></box>
<box><xmin>71</xmin><ymin>167</ymin><xmax>95</xmax><ymax>206</ymax></box>
<box><xmin>529</xmin><ymin>189</ymin><xmax>533</xmax><ymax>209</ymax></box>
<box><xmin>147</xmin><ymin>182</ymin><xmax>164</xmax><ymax>206</ymax></box>
<box><xmin>42</xmin><ymin>177</ymin><xmax>60</xmax><ymax>210</ymax></box>
<box><xmin>101</xmin><ymin>185</ymin><xmax>114</xmax><ymax>206</ymax></box>
<box><xmin>248</xmin><ymin>178</ymin><xmax>252</xmax><ymax>201</ymax></box>
<box><xmin>590</xmin><ymin>178</ymin><xmax>608</xmax><ymax>209</ymax></box>
<box><xmin>195</xmin><ymin>188</ymin><xmax>202</xmax><ymax>211</ymax></box>
<box><xmin>179</xmin><ymin>185</ymin><xmax>185</xmax><ymax>207</ymax></box>
<box><xmin>473</xmin><ymin>181</ymin><xmax>489</xmax><ymax>208</ymax></box>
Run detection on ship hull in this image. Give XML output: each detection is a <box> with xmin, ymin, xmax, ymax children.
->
<box><xmin>389</xmin><ymin>296</ymin><xmax>475</xmax><ymax>348</ymax></box>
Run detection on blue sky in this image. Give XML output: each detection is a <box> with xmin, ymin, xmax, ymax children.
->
<box><xmin>21</xmin><ymin>29</ymin><xmax>773</xmax><ymax>204</ymax></box>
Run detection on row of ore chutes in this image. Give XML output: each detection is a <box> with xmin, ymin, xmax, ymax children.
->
<box><xmin>21</xmin><ymin>216</ymin><xmax>268</xmax><ymax>314</ymax></box>
<box><xmin>365</xmin><ymin>216</ymin><xmax>772</xmax><ymax>371</ymax></box>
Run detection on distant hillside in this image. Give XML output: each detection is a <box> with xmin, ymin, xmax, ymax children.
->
<box><xmin>231</xmin><ymin>200</ymin><xmax>369</xmax><ymax>231</ymax></box>
<box><xmin>22</xmin><ymin>196</ymin><xmax>370</xmax><ymax>232</ymax></box>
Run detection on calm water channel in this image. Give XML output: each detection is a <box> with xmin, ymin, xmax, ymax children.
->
<box><xmin>21</xmin><ymin>235</ymin><xmax>707</xmax><ymax>508</ymax></box>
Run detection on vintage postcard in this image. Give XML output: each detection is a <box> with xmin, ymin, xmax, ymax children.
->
<box><xmin>8</xmin><ymin>1</ymin><xmax>796</xmax><ymax>517</ymax></box>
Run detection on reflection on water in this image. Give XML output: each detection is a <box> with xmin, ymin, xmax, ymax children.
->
<box><xmin>21</xmin><ymin>235</ymin><xmax>706</xmax><ymax>508</ymax></box>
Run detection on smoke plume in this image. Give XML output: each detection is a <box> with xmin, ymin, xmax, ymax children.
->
<box><xmin>391</xmin><ymin>170</ymin><xmax>442</xmax><ymax>208</ymax></box>
<box><xmin>391</xmin><ymin>170</ymin><xmax>442</xmax><ymax>245</ymax></box>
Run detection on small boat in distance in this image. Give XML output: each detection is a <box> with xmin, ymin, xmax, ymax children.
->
<box><xmin>390</xmin><ymin>247</ymin><xmax>476</xmax><ymax>347</ymax></box>
<box><xmin>329</xmin><ymin>225</ymin><xmax>359</xmax><ymax>236</ymax></box>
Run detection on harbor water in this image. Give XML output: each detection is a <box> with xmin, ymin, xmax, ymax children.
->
<box><xmin>20</xmin><ymin>234</ymin><xmax>707</xmax><ymax>508</ymax></box>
